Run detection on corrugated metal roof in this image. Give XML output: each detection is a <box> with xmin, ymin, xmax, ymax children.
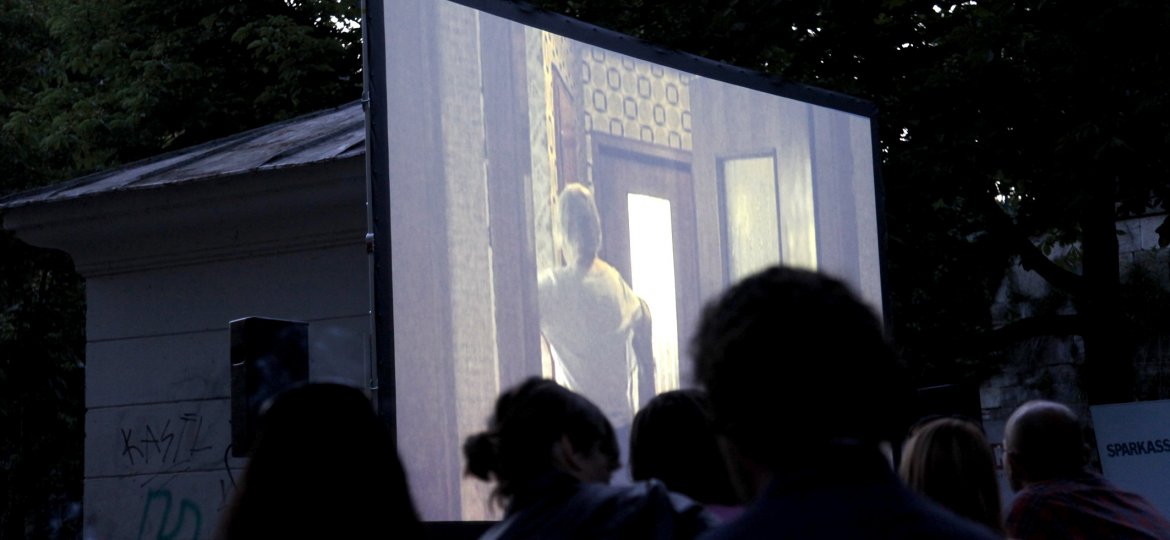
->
<box><xmin>0</xmin><ymin>100</ymin><xmax>365</xmax><ymax>210</ymax></box>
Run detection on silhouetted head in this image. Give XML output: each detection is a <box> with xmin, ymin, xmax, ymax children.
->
<box><xmin>691</xmin><ymin>266</ymin><xmax>903</xmax><ymax>471</ymax></box>
<box><xmin>1004</xmin><ymin>400</ymin><xmax>1087</xmax><ymax>490</ymax></box>
<box><xmin>899</xmin><ymin>417</ymin><xmax>1003</xmax><ymax>533</ymax></box>
<box><xmin>464</xmin><ymin>377</ymin><xmax>619</xmax><ymax>508</ymax></box>
<box><xmin>556</xmin><ymin>183</ymin><xmax>602</xmax><ymax>269</ymax></box>
<box><xmin>629</xmin><ymin>389</ymin><xmax>740</xmax><ymax>506</ymax></box>
<box><xmin>216</xmin><ymin>382</ymin><xmax>420</xmax><ymax>539</ymax></box>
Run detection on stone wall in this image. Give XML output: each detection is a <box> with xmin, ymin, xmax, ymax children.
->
<box><xmin>981</xmin><ymin>213</ymin><xmax>1170</xmax><ymax>449</ymax></box>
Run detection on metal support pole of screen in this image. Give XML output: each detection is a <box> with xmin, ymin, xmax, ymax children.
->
<box><xmin>362</xmin><ymin>0</ymin><xmax>397</xmax><ymax>440</ymax></box>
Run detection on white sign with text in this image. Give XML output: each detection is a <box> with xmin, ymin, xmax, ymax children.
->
<box><xmin>1090</xmin><ymin>400</ymin><xmax>1170</xmax><ymax>519</ymax></box>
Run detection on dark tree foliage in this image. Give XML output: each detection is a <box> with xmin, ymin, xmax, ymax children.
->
<box><xmin>2</xmin><ymin>0</ymin><xmax>361</xmax><ymax>187</ymax></box>
<box><xmin>0</xmin><ymin>0</ymin><xmax>54</xmax><ymax>191</ymax></box>
<box><xmin>0</xmin><ymin>0</ymin><xmax>360</xmax><ymax>536</ymax></box>
<box><xmin>0</xmin><ymin>235</ymin><xmax>84</xmax><ymax>539</ymax></box>
<box><xmin>532</xmin><ymin>0</ymin><xmax>1170</xmax><ymax>402</ymax></box>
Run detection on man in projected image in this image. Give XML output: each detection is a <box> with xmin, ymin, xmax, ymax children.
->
<box><xmin>538</xmin><ymin>183</ymin><xmax>655</xmax><ymax>468</ymax></box>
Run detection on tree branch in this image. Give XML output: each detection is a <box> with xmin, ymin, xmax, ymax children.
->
<box><xmin>981</xmin><ymin>197</ymin><xmax>1086</xmax><ymax>298</ymax></box>
<box><xmin>969</xmin><ymin>314</ymin><xmax>1084</xmax><ymax>353</ymax></box>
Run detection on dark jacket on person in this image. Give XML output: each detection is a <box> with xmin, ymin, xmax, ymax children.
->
<box><xmin>481</xmin><ymin>471</ymin><xmax>716</xmax><ymax>540</ymax></box>
<box><xmin>699</xmin><ymin>444</ymin><xmax>1001</xmax><ymax>540</ymax></box>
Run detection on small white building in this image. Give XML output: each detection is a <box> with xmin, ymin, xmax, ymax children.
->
<box><xmin>1</xmin><ymin>101</ymin><xmax>371</xmax><ymax>540</ymax></box>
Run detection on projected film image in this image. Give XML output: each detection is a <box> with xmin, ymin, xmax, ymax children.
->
<box><xmin>380</xmin><ymin>0</ymin><xmax>882</xmax><ymax>520</ymax></box>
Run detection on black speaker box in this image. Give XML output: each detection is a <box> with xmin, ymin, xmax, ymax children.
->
<box><xmin>230</xmin><ymin>317</ymin><xmax>309</xmax><ymax>457</ymax></box>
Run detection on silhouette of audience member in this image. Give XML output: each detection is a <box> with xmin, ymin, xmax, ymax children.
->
<box><xmin>537</xmin><ymin>183</ymin><xmax>655</xmax><ymax>447</ymax></box>
<box><xmin>690</xmin><ymin>266</ymin><xmax>999</xmax><ymax>539</ymax></box>
<box><xmin>464</xmin><ymin>377</ymin><xmax>714</xmax><ymax>539</ymax></box>
<box><xmin>899</xmin><ymin>417</ymin><xmax>1004</xmax><ymax>534</ymax></box>
<box><xmin>630</xmin><ymin>389</ymin><xmax>743</xmax><ymax>522</ymax></box>
<box><xmin>1004</xmin><ymin>399</ymin><xmax>1170</xmax><ymax>540</ymax></box>
<box><xmin>214</xmin><ymin>382</ymin><xmax>422</xmax><ymax>540</ymax></box>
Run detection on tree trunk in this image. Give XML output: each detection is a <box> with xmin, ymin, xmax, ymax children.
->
<box><xmin>1080</xmin><ymin>176</ymin><xmax>1133</xmax><ymax>405</ymax></box>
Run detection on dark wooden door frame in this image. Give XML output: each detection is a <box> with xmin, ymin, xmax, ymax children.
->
<box><xmin>589</xmin><ymin>132</ymin><xmax>700</xmax><ymax>386</ymax></box>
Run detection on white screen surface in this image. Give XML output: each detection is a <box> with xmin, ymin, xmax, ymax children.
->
<box><xmin>375</xmin><ymin>0</ymin><xmax>883</xmax><ymax>520</ymax></box>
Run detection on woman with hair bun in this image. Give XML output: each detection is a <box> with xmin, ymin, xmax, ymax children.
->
<box><xmin>465</xmin><ymin>377</ymin><xmax>714</xmax><ymax>539</ymax></box>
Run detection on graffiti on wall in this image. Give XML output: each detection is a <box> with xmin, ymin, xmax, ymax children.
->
<box><xmin>137</xmin><ymin>489</ymin><xmax>202</xmax><ymax>540</ymax></box>
<box><xmin>119</xmin><ymin>412</ymin><xmax>214</xmax><ymax>467</ymax></box>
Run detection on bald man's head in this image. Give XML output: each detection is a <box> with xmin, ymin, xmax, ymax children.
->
<box><xmin>1004</xmin><ymin>400</ymin><xmax>1088</xmax><ymax>490</ymax></box>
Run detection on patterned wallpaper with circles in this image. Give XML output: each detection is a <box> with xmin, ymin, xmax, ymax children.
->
<box><xmin>580</xmin><ymin>46</ymin><xmax>693</xmax><ymax>151</ymax></box>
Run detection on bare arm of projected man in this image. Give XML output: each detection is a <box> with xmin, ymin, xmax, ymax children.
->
<box><xmin>633</xmin><ymin>297</ymin><xmax>655</xmax><ymax>409</ymax></box>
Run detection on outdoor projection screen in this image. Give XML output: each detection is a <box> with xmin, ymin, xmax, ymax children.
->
<box><xmin>365</xmin><ymin>0</ymin><xmax>885</xmax><ymax>521</ymax></box>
